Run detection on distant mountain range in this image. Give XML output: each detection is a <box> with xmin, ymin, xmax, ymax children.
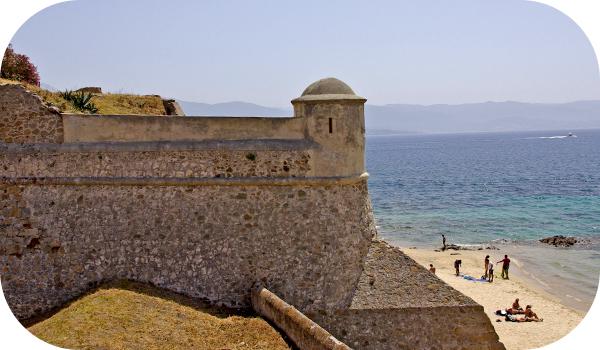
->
<box><xmin>364</xmin><ymin>101</ymin><xmax>600</xmax><ymax>134</ymax></box>
<box><xmin>40</xmin><ymin>82</ymin><xmax>58</xmax><ymax>92</ymax></box>
<box><xmin>179</xmin><ymin>99</ymin><xmax>600</xmax><ymax>134</ymax></box>
<box><xmin>179</xmin><ymin>100</ymin><xmax>290</xmax><ymax>118</ymax></box>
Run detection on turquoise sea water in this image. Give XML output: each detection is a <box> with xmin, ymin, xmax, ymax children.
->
<box><xmin>366</xmin><ymin>129</ymin><xmax>600</xmax><ymax>311</ymax></box>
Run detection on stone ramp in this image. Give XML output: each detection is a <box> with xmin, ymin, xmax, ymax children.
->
<box><xmin>350</xmin><ymin>240</ymin><xmax>476</xmax><ymax>309</ymax></box>
<box><xmin>307</xmin><ymin>240</ymin><xmax>505</xmax><ymax>350</ymax></box>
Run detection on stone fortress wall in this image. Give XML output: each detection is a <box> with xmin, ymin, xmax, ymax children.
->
<box><xmin>0</xmin><ymin>78</ymin><xmax>504</xmax><ymax>349</ymax></box>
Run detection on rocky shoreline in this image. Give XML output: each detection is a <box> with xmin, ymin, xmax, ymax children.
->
<box><xmin>437</xmin><ymin>243</ymin><xmax>499</xmax><ymax>251</ymax></box>
<box><xmin>539</xmin><ymin>235</ymin><xmax>578</xmax><ymax>247</ymax></box>
<box><xmin>538</xmin><ymin>235</ymin><xmax>596</xmax><ymax>248</ymax></box>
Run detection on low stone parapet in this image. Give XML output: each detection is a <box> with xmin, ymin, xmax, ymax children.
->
<box><xmin>251</xmin><ymin>284</ymin><xmax>351</xmax><ymax>350</ymax></box>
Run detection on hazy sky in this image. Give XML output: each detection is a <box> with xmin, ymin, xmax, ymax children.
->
<box><xmin>7</xmin><ymin>0</ymin><xmax>600</xmax><ymax>107</ymax></box>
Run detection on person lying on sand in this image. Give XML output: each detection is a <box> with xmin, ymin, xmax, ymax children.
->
<box><xmin>505</xmin><ymin>307</ymin><xmax>525</xmax><ymax>315</ymax></box>
<box><xmin>516</xmin><ymin>316</ymin><xmax>543</xmax><ymax>322</ymax></box>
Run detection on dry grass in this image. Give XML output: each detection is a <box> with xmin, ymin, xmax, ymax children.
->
<box><xmin>27</xmin><ymin>281</ymin><xmax>290</xmax><ymax>350</ymax></box>
<box><xmin>90</xmin><ymin>93</ymin><xmax>166</xmax><ymax>115</ymax></box>
<box><xmin>0</xmin><ymin>78</ymin><xmax>166</xmax><ymax>115</ymax></box>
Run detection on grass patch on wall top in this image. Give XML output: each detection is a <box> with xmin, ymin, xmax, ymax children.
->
<box><xmin>27</xmin><ymin>280</ymin><xmax>291</xmax><ymax>350</ymax></box>
<box><xmin>0</xmin><ymin>78</ymin><xmax>167</xmax><ymax>115</ymax></box>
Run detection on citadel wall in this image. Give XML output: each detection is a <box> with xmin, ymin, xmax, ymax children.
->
<box><xmin>0</xmin><ymin>79</ymin><xmax>504</xmax><ymax>349</ymax></box>
<box><xmin>0</xmin><ymin>79</ymin><xmax>374</xmax><ymax>321</ymax></box>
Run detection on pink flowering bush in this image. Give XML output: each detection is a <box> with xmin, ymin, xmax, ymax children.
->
<box><xmin>1</xmin><ymin>44</ymin><xmax>40</xmax><ymax>86</ymax></box>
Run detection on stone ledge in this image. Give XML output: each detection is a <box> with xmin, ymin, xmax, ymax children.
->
<box><xmin>0</xmin><ymin>173</ymin><xmax>369</xmax><ymax>187</ymax></box>
<box><xmin>61</xmin><ymin>113</ymin><xmax>294</xmax><ymax>120</ymax></box>
<box><xmin>0</xmin><ymin>139</ymin><xmax>318</xmax><ymax>154</ymax></box>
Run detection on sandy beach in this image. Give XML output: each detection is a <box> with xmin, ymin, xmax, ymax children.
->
<box><xmin>400</xmin><ymin>246</ymin><xmax>585</xmax><ymax>350</ymax></box>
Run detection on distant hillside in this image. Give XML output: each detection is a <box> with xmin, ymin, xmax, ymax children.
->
<box><xmin>40</xmin><ymin>82</ymin><xmax>58</xmax><ymax>92</ymax></box>
<box><xmin>179</xmin><ymin>100</ymin><xmax>290</xmax><ymax>117</ymax></box>
<box><xmin>365</xmin><ymin>101</ymin><xmax>600</xmax><ymax>134</ymax></box>
<box><xmin>179</xmin><ymin>98</ymin><xmax>600</xmax><ymax>133</ymax></box>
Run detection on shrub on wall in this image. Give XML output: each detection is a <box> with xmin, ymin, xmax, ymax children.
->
<box><xmin>59</xmin><ymin>90</ymin><xmax>99</xmax><ymax>114</ymax></box>
<box><xmin>1</xmin><ymin>44</ymin><xmax>40</xmax><ymax>86</ymax></box>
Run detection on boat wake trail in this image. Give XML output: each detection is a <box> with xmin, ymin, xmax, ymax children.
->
<box><xmin>525</xmin><ymin>134</ymin><xmax>577</xmax><ymax>139</ymax></box>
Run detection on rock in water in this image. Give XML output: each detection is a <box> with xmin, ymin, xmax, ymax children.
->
<box><xmin>539</xmin><ymin>235</ymin><xmax>577</xmax><ymax>247</ymax></box>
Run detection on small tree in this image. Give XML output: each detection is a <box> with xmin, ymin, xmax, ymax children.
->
<box><xmin>1</xmin><ymin>44</ymin><xmax>40</xmax><ymax>86</ymax></box>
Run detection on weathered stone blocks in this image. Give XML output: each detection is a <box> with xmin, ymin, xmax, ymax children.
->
<box><xmin>0</xmin><ymin>84</ymin><xmax>63</xmax><ymax>144</ymax></box>
<box><xmin>0</xmin><ymin>145</ymin><xmax>312</xmax><ymax>179</ymax></box>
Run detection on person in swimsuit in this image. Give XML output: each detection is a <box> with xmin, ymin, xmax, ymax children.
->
<box><xmin>512</xmin><ymin>298</ymin><xmax>522</xmax><ymax>311</ymax></box>
<box><xmin>429</xmin><ymin>264</ymin><xmax>436</xmax><ymax>274</ymax></box>
<box><xmin>497</xmin><ymin>255</ymin><xmax>511</xmax><ymax>279</ymax></box>
<box><xmin>506</xmin><ymin>307</ymin><xmax>524</xmax><ymax>315</ymax></box>
<box><xmin>454</xmin><ymin>259</ymin><xmax>461</xmax><ymax>276</ymax></box>
<box><xmin>520</xmin><ymin>305</ymin><xmax>543</xmax><ymax>322</ymax></box>
<box><xmin>488</xmin><ymin>261</ymin><xmax>494</xmax><ymax>282</ymax></box>
<box><xmin>484</xmin><ymin>255</ymin><xmax>490</xmax><ymax>278</ymax></box>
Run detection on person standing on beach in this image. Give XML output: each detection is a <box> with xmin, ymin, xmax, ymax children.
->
<box><xmin>488</xmin><ymin>261</ymin><xmax>494</xmax><ymax>282</ymax></box>
<box><xmin>441</xmin><ymin>234</ymin><xmax>447</xmax><ymax>250</ymax></box>
<box><xmin>454</xmin><ymin>259</ymin><xmax>461</xmax><ymax>276</ymax></box>
<box><xmin>497</xmin><ymin>254</ymin><xmax>511</xmax><ymax>279</ymax></box>
<box><xmin>484</xmin><ymin>255</ymin><xmax>490</xmax><ymax>278</ymax></box>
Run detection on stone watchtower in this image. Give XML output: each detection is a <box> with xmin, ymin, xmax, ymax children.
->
<box><xmin>292</xmin><ymin>78</ymin><xmax>367</xmax><ymax>177</ymax></box>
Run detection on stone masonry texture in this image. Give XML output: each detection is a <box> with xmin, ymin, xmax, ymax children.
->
<box><xmin>0</xmin><ymin>181</ymin><xmax>375</xmax><ymax>319</ymax></box>
<box><xmin>0</xmin><ymin>145</ymin><xmax>312</xmax><ymax>179</ymax></box>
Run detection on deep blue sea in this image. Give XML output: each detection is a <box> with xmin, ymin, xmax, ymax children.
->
<box><xmin>366</xmin><ymin>129</ymin><xmax>600</xmax><ymax>311</ymax></box>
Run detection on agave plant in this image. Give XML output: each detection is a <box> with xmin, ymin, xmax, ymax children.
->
<box><xmin>59</xmin><ymin>89</ymin><xmax>74</xmax><ymax>101</ymax></box>
<box><xmin>70</xmin><ymin>91</ymin><xmax>98</xmax><ymax>113</ymax></box>
<box><xmin>59</xmin><ymin>90</ymin><xmax>99</xmax><ymax>113</ymax></box>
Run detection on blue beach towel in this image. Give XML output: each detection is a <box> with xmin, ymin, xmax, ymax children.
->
<box><xmin>463</xmin><ymin>275</ymin><xmax>487</xmax><ymax>282</ymax></box>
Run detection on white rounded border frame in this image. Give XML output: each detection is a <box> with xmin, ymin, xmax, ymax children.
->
<box><xmin>0</xmin><ymin>1</ymin><xmax>599</xmax><ymax>349</ymax></box>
